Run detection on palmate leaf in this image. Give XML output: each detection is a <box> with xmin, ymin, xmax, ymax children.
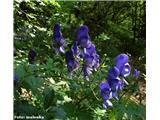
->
<box><xmin>63</xmin><ymin>102</ymin><xmax>76</xmax><ymax>118</ymax></box>
<box><xmin>43</xmin><ymin>87</ymin><xmax>56</xmax><ymax>109</ymax></box>
<box><xmin>22</xmin><ymin>76</ymin><xmax>43</xmax><ymax>96</ymax></box>
<box><xmin>15</xmin><ymin>64</ymin><xmax>26</xmax><ymax>79</ymax></box>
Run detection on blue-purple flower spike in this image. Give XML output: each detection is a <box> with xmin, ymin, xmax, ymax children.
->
<box><xmin>75</xmin><ymin>25</ymin><xmax>100</xmax><ymax>80</ymax></box>
<box><xmin>100</xmin><ymin>53</ymin><xmax>132</xmax><ymax>109</ymax></box>
<box><xmin>65</xmin><ymin>50</ymin><xmax>80</xmax><ymax>78</ymax></box>
<box><xmin>53</xmin><ymin>23</ymin><xmax>66</xmax><ymax>54</ymax></box>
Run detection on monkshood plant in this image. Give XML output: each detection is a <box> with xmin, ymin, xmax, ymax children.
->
<box><xmin>52</xmin><ymin>23</ymin><xmax>66</xmax><ymax>54</ymax></box>
<box><xmin>14</xmin><ymin>24</ymin><xmax>143</xmax><ymax>120</ymax></box>
<box><xmin>51</xmin><ymin>24</ymin><xmax>140</xmax><ymax>109</ymax></box>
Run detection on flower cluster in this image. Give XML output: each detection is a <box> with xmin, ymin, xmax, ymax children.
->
<box><xmin>100</xmin><ymin>53</ymin><xmax>131</xmax><ymax>109</ymax></box>
<box><xmin>28</xmin><ymin>48</ymin><xmax>37</xmax><ymax>64</ymax></box>
<box><xmin>52</xmin><ymin>23</ymin><xmax>66</xmax><ymax>54</ymax></box>
<box><xmin>77</xmin><ymin>25</ymin><xmax>100</xmax><ymax>80</ymax></box>
<box><xmin>65</xmin><ymin>49</ymin><xmax>80</xmax><ymax>77</ymax></box>
<box><xmin>65</xmin><ymin>25</ymin><xmax>100</xmax><ymax>80</ymax></box>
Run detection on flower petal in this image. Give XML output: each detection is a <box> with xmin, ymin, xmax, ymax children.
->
<box><xmin>115</xmin><ymin>53</ymin><xmax>129</xmax><ymax>70</ymax></box>
<box><xmin>121</xmin><ymin>63</ymin><xmax>131</xmax><ymax>77</ymax></box>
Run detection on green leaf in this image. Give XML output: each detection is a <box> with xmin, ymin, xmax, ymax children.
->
<box><xmin>43</xmin><ymin>87</ymin><xmax>56</xmax><ymax>109</ymax></box>
<box><xmin>15</xmin><ymin>65</ymin><xmax>26</xmax><ymax>78</ymax></box>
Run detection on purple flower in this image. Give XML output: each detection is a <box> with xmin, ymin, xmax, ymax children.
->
<box><xmin>53</xmin><ymin>23</ymin><xmax>66</xmax><ymax>54</ymax></box>
<box><xmin>115</xmin><ymin>53</ymin><xmax>129</xmax><ymax>69</ymax></box>
<box><xmin>66</xmin><ymin>50</ymin><xmax>79</xmax><ymax>74</ymax></box>
<box><xmin>115</xmin><ymin>53</ymin><xmax>131</xmax><ymax>77</ymax></box>
<box><xmin>100</xmin><ymin>53</ymin><xmax>133</xmax><ymax>109</ymax></box>
<box><xmin>134</xmin><ymin>69</ymin><xmax>140</xmax><ymax>78</ymax></box>
<box><xmin>84</xmin><ymin>55</ymin><xmax>95</xmax><ymax>67</ymax></box>
<box><xmin>83</xmin><ymin>43</ymin><xmax>96</xmax><ymax>56</ymax></box>
<box><xmin>74</xmin><ymin>25</ymin><xmax>100</xmax><ymax>79</ymax></box>
<box><xmin>79</xmin><ymin>35</ymin><xmax>92</xmax><ymax>48</ymax></box>
<box><xmin>100</xmin><ymin>81</ymin><xmax>113</xmax><ymax>108</ymax></box>
<box><xmin>100</xmin><ymin>81</ymin><xmax>112</xmax><ymax>100</ymax></box>
<box><xmin>108</xmin><ymin>78</ymin><xmax>124</xmax><ymax>100</ymax></box>
<box><xmin>107</xmin><ymin>67</ymin><xmax>120</xmax><ymax>79</ymax></box>
<box><xmin>77</xmin><ymin>25</ymin><xmax>92</xmax><ymax>48</ymax></box>
<box><xmin>83</xmin><ymin>53</ymin><xmax>100</xmax><ymax>79</ymax></box>
<box><xmin>28</xmin><ymin>48</ymin><xmax>37</xmax><ymax>63</ymax></box>
<box><xmin>120</xmin><ymin>63</ymin><xmax>131</xmax><ymax>77</ymax></box>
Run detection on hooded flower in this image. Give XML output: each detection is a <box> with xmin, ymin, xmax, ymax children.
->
<box><xmin>115</xmin><ymin>53</ymin><xmax>129</xmax><ymax>67</ymax></box>
<box><xmin>82</xmin><ymin>43</ymin><xmax>96</xmax><ymax>56</ymax></box>
<box><xmin>100</xmin><ymin>81</ymin><xmax>113</xmax><ymax>108</ymax></box>
<box><xmin>83</xmin><ymin>51</ymin><xmax>99</xmax><ymax>79</ymax></box>
<box><xmin>65</xmin><ymin>50</ymin><xmax>79</xmax><ymax>75</ymax></box>
<box><xmin>108</xmin><ymin>78</ymin><xmax>124</xmax><ymax>100</ymax></box>
<box><xmin>120</xmin><ymin>63</ymin><xmax>131</xmax><ymax>77</ymax></box>
<box><xmin>100</xmin><ymin>81</ymin><xmax>111</xmax><ymax>100</ymax></box>
<box><xmin>107</xmin><ymin>67</ymin><xmax>125</xmax><ymax>100</ymax></box>
<box><xmin>53</xmin><ymin>23</ymin><xmax>66</xmax><ymax>54</ymax></box>
<box><xmin>115</xmin><ymin>53</ymin><xmax>131</xmax><ymax>77</ymax></box>
<box><xmin>28</xmin><ymin>48</ymin><xmax>37</xmax><ymax>64</ymax></box>
<box><xmin>107</xmin><ymin>67</ymin><xmax>120</xmax><ymax>80</ymax></box>
<box><xmin>77</xmin><ymin>25</ymin><xmax>92</xmax><ymax>48</ymax></box>
<box><xmin>84</xmin><ymin>54</ymin><xmax>95</xmax><ymax>67</ymax></box>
